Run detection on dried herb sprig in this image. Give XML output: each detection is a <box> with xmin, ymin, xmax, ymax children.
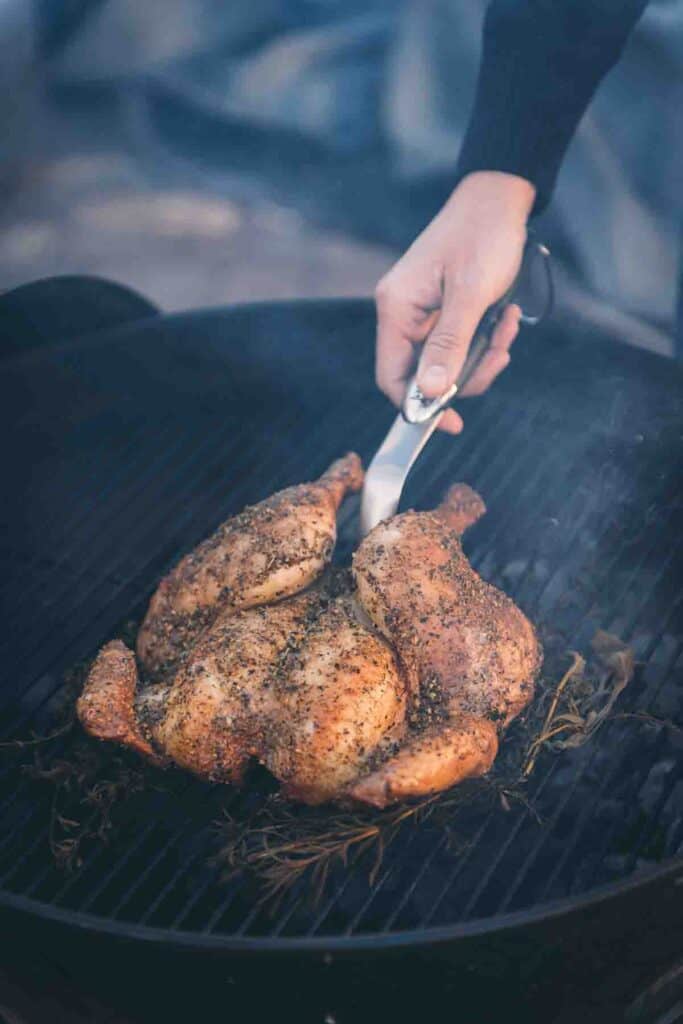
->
<box><xmin>522</xmin><ymin>630</ymin><xmax>635</xmax><ymax>775</ymax></box>
<box><xmin>213</xmin><ymin>774</ymin><xmax>545</xmax><ymax>908</ymax></box>
<box><xmin>214</xmin><ymin>794</ymin><xmax>444</xmax><ymax>906</ymax></box>
<box><xmin>24</xmin><ymin>742</ymin><xmax>155</xmax><ymax>871</ymax></box>
<box><xmin>213</xmin><ymin>631</ymin><xmax>638</xmax><ymax>901</ymax></box>
<box><xmin>0</xmin><ymin>719</ymin><xmax>74</xmax><ymax>750</ymax></box>
<box><xmin>9</xmin><ymin>628</ymin><xmax>646</xmax><ymax>901</ymax></box>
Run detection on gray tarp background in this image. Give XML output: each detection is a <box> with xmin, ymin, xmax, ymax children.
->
<box><xmin>13</xmin><ymin>1</ymin><xmax>683</xmax><ymax>339</ymax></box>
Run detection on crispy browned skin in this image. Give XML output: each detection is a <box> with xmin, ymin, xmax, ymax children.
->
<box><xmin>137</xmin><ymin>453</ymin><xmax>363</xmax><ymax>677</ymax></box>
<box><xmin>79</xmin><ymin>582</ymin><xmax>407</xmax><ymax>803</ymax></box>
<box><xmin>77</xmin><ymin>641</ymin><xmax>164</xmax><ymax>764</ymax></box>
<box><xmin>266</xmin><ymin>594</ymin><xmax>406</xmax><ymax>803</ymax></box>
<box><xmin>147</xmin><ymin>589</ymin><xmax>324</xmax><ymax>784</ymax></box>
<box><xmin>352</xmin><ymin>486</ymin><xmax>541</xmax><ymax>728</ymax></box>
<box><xmin>348</xmin><ymin>715</ymin><xmax>497</xmax><ymax>808</ymax></box>
<box><xmin>78</xmin><ymin>475</ymin><xmax>541</xmax><ymax>808</ymax></box>
<box><xmin>435</xmin><ymin>483</ymin><xmax>486</xmax><ymax>535</ymax></box>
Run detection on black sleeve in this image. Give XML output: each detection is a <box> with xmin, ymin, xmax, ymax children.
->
<box><xmin>454</xmin><ymin>0</ymin><xmax>650</xmax><ymax>214</ymax></box>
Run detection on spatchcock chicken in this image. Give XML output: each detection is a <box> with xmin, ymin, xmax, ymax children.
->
<box><xmin>78</xmin><ymin>453</ymin><xmax>541</xmax><ymax>807</ymax></box>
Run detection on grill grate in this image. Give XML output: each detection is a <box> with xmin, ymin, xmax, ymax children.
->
<box><xmin>1</xmin><ymin>298</ymin><xmax>681</xmax><ymax>944</ymax></box>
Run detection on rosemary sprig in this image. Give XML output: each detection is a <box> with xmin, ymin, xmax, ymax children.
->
<box><xmin>5</xmin><ymin>628</ymin><xmax>651</xmax><ymax>904</ymax></box>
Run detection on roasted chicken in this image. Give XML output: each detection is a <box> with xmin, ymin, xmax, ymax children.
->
<box><xmin>78</xmin><ymin>454</ymin><xmax>541</xmax><ymax>806</ymax></box>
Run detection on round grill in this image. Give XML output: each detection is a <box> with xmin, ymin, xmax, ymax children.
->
<box><xmin>1</xmin><ymin>298</ymin><xmax>681</xmax><ymax>948</ymax></box>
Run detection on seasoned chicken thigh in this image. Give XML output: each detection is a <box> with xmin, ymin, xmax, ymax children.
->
<box><xmin>78</xmin><ymin>464</ymin><xmax>541</xmax><ymax>808</ymax></box>
<box><xmin>137</xmin><ymin>453</ymin><xmax>363</xmax><ymax>676</ymax></box>
<box><xmin>349</xmin><ymin>483</ymin><xmax>541</xmax><ymax>806</ymax></box>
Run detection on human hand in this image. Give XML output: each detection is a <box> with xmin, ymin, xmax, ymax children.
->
<box><xmin>374</xmin><ymin>171</ymin><xmax>536</xmax><ymax>433</ymax></box>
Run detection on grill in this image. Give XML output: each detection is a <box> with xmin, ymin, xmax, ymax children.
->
<box><xmin>1</xmin><ymin>297</ymin><xmax>682</xmax><ymax>965</ymax></box>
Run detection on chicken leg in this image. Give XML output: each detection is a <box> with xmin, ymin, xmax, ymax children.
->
<box><xmin>348</xmin><ymin>483</ymin><xmax>541</xmax><ymax>806</ymax></box>
<box><xmin>137</xmin><ymin>453</ymin><xmax>363</xmax><ymax>677</ymax></box>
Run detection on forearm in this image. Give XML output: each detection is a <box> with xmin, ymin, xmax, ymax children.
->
<box><xmin>456</xmin><ymin>0</ymin><xmax>650</xmax><ymax>214</ymax></box>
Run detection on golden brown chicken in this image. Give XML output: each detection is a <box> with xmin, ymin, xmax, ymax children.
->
<box><xmin>78</xmin><ymin>457</ymin><xmax>541</xmax><ymax>807</ymax></box>
<box><xmin>349</xmin><ymin>483</ymin><xmax>541</xmax><ymax>806</ymax></box>
<box><xmin>136</xmin><ymin>453</ymin><xmax>363</xmax><ymax>677</ymax></box>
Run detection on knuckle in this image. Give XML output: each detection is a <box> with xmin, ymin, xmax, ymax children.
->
<box><xmin>426</xmin><ymin>330</ymin><xmax>464</xmax><ymax>355</ymax></box>
<box><xmin>374</xmin><ymin>276</ymin><xmax>397</xmax><ymax>310</ymax></box>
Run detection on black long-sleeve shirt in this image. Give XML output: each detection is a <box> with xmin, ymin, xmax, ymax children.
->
<box><xmin>455</xmin><ymin>0</ymin><xmax>650</xmax><ymax>214</ymax></box>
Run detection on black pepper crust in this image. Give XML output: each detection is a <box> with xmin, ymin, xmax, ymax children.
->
<box><xmin>136</xmin><ymin>453</ymin><xmax>363</xmax><ymax>677</ymax></box>
<box><xmin>78</xmin><ymin>474</ymin><xmax>543</xmax><ymax>808</ymax></box>
<box><xmin>352</xmin><ymin>505</ymin><xmax>542</xmax><ymax>731</ymax></box>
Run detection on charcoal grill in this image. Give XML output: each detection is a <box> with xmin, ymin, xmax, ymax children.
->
<box><xmin>1</xmin><ymin>292</ymin><xmax>682</xmax><ymax>1023</ymax></box>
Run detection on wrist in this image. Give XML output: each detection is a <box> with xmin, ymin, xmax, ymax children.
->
<box><xmin>451</xmin><ymin>171</ymin><xmax>536</xmax><ymax>224</ymax></box>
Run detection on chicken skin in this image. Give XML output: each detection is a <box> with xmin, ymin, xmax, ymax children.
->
<box><xmin>353</xmin><ymin>483</ymin><xmax>541</xmax><ymax>727</ymax></box>
<box><xmin>137</xmin><ymin>453</ymin><xmax>363</xmax><ymax>677</ymax></box>
<box><xmin>78</xmin><ymin>461</ymin><xmax>541</xmax><ymax>807</ymax></box>
<box><xmin>349</xmin><ymin>484</ymin><xmax>541</xmax><ymax>806</ymax></box>
<box><xmin>80</xmin><ymin>579</ymin><xmax>407</xmax><ymax>804</ymax></box>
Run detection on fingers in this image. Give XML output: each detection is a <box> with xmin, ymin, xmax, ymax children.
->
<box><xmin>375</xmin><ymin>316</ymin><xmax>414</xmax><ymax>407</ymax></box>
<box><xmin>415</xmin><ymin>275</ymin><xmax>487</xmax><ymax>399</ymax></box>
<box><xmin>438</xmin><ymin>409</ymin><xmax>464</xmax><ymax>434</ymax></box>
<box><xmin>375</xmin><ymin>277</ymin><xmax>439</xmax><ymax>407</ymax></box>
<box><xmin>375</xmin><ymin>261</ymin><xmax>519</xmax><ymax>424</ymax></box>
<box><xmin>459</xmin><ymin>304</ymin><xmax>520</xmax><ymax>397</ymax></box>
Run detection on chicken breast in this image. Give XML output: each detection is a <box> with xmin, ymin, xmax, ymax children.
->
<box><xmin>81</xmin><ymin>580</ymin><xmax>407</xmax><ymax>803</ymax></box>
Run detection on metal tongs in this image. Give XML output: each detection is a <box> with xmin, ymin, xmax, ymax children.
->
<box><xmin>360</xmin><ymin>234</ymin><xmax>554</xmax><ymax>536</ymax></box>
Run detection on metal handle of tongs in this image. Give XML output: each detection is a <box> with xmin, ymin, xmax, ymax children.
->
<box><xmin>401</xmin><ymin>235</ymin><xmax>553</xmax><ymax>426</ymax></box>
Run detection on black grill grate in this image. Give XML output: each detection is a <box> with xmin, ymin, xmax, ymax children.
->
<box><xmin>1</xmin><ymin>298</ymin><xmax>682</xmax><ymax>944</ymax></box>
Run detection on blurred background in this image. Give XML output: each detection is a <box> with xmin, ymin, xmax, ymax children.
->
<box><xmin>1</xmin><ymin>0</ymin><xmax>681</xmax><ymax>355</ymax></box>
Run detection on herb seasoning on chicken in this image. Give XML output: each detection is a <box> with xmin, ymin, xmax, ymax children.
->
<box><xmin>78</xmin><ymin>456</ymin><xmax>541</xmax><ymax>807</ymax></box>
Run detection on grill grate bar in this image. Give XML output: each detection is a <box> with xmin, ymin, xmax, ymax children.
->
<box><xmin>100</xmin><ymin>783</ymin><xmax>227</xmax><ymax>919</ymax></box>
<box><xmin>525</xmin><ymin>628</ymin><xmax>683</xmax><ymax>906</ymax></box>
<box><xmin>135</xmin><ymin>791</ymin><xmax>243</xmax><ymax>927</ymax></box>
<box><xmin>370</xmin><ymin>438</ymin><xmax>624</xmax><ymax>933</ymax></box>
<box><xmin>295</xmin><ymin>406</ymin><xmax>518</xmax><ymax>938</ymax></box>
<box><xmin>2</xmin><ymin>305</ymin><xmax>681</xmax><ymax>944</ymax></box>
<box><xmin>336</xmin><ymin>422</ymin><xmax>577</xmax><ymax>936</ymax></box>
<box><xmin>0</xmin><ymin>411</ymin><xmax>185</xmax><ymax>634</ymax></box>
<box><xmin>0</xmin><ymin>400</ymin><xmax>306</xmax><ymax>734</ymax></box>
<box><xmin>554</xmin><ymin>636</ymin><xmax>683</xmax><ymax>900</ymax></box>
<box><xmin>0</xmin><ymin>417</ymin><xmax>243</xmax><ymax>686</ymax></box>
<box><xmin>50</xmin><ymin>775</ymin><xmax>196</xmax><ymax>910</ymax></box>
<box><xmin>168</xmin><ymin>787</ymin><xmax>263</xmax><ymax>931</ymax></box>
<box><xmin>415</xmin><ymin>487</ymin><xmax>681</xmax><ymax>927</ymax></box>
<box><xmin>232</xmin><ymin>402</ymin><xmax>546</xmax><ymax>938</ymax></box>
<box><xmin>0</xmin><ymin>411</ymin><xmax>311</xmax><ymax>857</ymax></box>
<box><xmin>489</xmin><ymin>572</ymin><xmax>683</xmax><ymax>917</ymax></box>
<box><xmin>58</xmin><ymin>402</ymin><xmax>380</xmax><ymax>921</ymax></box>
<box><xmin>0</xmin><ymin>407</ymin><xmax>179</xmax><ymax>599</ymax></box>
<box><xmin>0</xmin><ymin>403</ymin><xmax>154</xmax><ymax>577</ymax></box>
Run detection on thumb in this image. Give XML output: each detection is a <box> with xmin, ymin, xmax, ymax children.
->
<box><xmin>416</xmin><ymin>284</ymin><xmax>485</xmax><ymax>399</ymax></box>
